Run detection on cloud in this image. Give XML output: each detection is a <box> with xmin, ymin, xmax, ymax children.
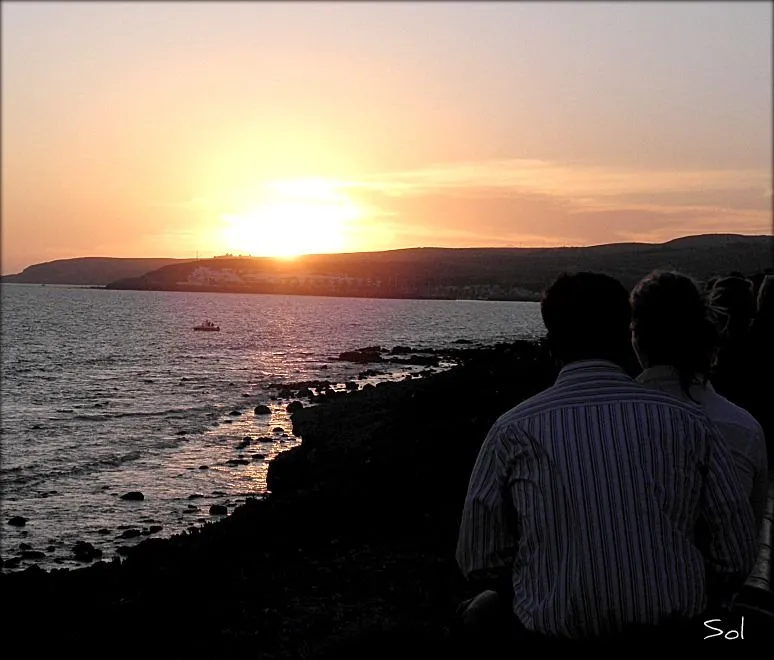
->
<box><xmin>339</xmin><ymin>157</ymin><xmax>771</xmax><ymax>246</ymax></box>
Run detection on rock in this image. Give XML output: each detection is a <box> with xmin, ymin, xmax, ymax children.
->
<box><xmin>149</xmin><ymin>525</ymin><xmax>163</xmax><ymax>534</ymax></box>
<box><xmin>4</xmin><ymin>557</ymin><xmax>21</xmax><ymax>569</ymax></box>
<box><xmin>7</xmin><ymin>516</ymin><xmax>27</xmax><ymax>527</ymax></box>
<box><xmin>228</xmin><ymin>410</ymin><xmax>241</xmax><ymax>416</ymax></box>
<box><xmin>188</xmin><ymin>493</ymin><xmax>205</xmax><ymax>499</ymax></box>
<box><xmin>119</xmin><ymin>529</ymin><xmax>141</xmax><ymax>539</ymax></box>
<box><xmin>21</xmin><ymin>550</ymin><xmax>45</xmax><ymax>559</ymax></box>
<box><xmin>272</xmin><ymin>427</ymin><xmax>284</xmax><ymax>434</ymax></box>
<box><xmin>258</xmin><ymin>436</ymin><xmax>274</xmax><ymax>443</ymax></box>
<box><xmin>286</xmin><ymin>401</ymin><xmax>304</xmax><ymax>413</ymax></box>
<box><xmin>97</xmin><ymin>528</ymin><xmax>111</xmax><ymax>535</ymax></box>
<box><xmin>198</xmin><ymin>465</ymin><xmax>209</xmax><ymax>470</ymax></box>
<box><xmin>72</xmin><ymin>541</ymin><xmax>102</xmax><ymax>562</ymax></box>
<box><xmin>254</xmin><ymin>405</ymin><xmax>271</xmax><ymax>415</ymax></box>
<box><xmin>120</xmin><ymin>491</ymin><xmax>144</xmax><ymax>501</ymax></box>
<box><xmin>226</xmin><ymin>458</ymin><xmax>250</xmax><ymax>466</ymax></box>
<box><xmin>116</xmin><ymin>546</ymin><xmax>132</xmax><ymax>556</ymax></box>
<box><xmin>345</xmin><ymin>381</ymin><xmax>358</xmax><ymax>391</ymax></box>
<box><xmin>209</xmin><ymin>504</ymin><xmax>228</xmax><ymax>516</ymax></box>
<box><xmin>338</xmin><ymin>346</ymin><xmax>383</xmax><ymax>364</ymax></box>
<box><xmin>236</xmin><ymin>437</ymin><xmax>251</xmax><ymax>449</ymax></box>
<box><xmin>19</xmin><ymin>542</ymin><xmax>33</xmax><ymax>551</ymax></box>
<box><xmin>252</xmin><ymin>453</ymin><xmax>266</xmax><ymax>460</ymax></box>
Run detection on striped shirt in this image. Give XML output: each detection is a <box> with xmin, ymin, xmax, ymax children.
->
<box><xmin>456</xmin><ymin>360</ymin><xmax>758</xmax><ymax>639</ymax></box>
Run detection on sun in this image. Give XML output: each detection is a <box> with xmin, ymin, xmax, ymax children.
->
<box><xmin>220</xmin><ymin>178</ymin><xmax>362</xmax><ymax>258</ymax></box>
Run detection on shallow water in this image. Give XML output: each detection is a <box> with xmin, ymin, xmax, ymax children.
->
<box><xmin>1</xmin><ymin>284</ymin><xmax>544</xmax><ymax>571</ymax></box>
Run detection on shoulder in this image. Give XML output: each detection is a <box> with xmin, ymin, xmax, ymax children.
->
<box><xmin>707</xmin><ymin>389</ymin><xmax>765</xmax><ymax>435</ymax></box>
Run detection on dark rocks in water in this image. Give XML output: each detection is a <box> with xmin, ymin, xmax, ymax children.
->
<box><xmin>7</xmin><ymin>516</ymin><xmax>27</xmax><ymax>526</ymax></box>
<box><xmin>453</xmin><ymin>339</ymin><xmax>473</xmax><ymax>344</ymax></box>
<box><xmin>187</xmin><ymin>493</ymin><xmax>205</xmax><ymax>500</ymax></box>
<box><xmin>357</xmin><ymin>369</ymin><xmax>382</xmax><ymax>379</ymax></box>
<box><xmin>46</xmin><ymin>546</ymin><xmax>55</xmax><ymax>553</ymax></box>
<box><xmin>198</xmin><ymin>465</ymin><xmax>209</xmax><ymax>470</ymax></box>
<box><xmin>4</xmin><ymin>557</ymin><xmax>21</xmax><ymax>569</ymax></box>
<box><xmin>389</xmin><ymin>345</ymin><xmax>414</xmax><ymax>354</ymax></box>
<box><xmin>345</xmin><ymin>382</ymin><xmax>358</xmax><ymax>391</ymax></box>
<box><xmin>97</xmin><ymin>528</ymin><xmax>111</xmax><ymax>535</ymax></box>
<box><xmin>338</xmin><ymin>347</ymin><xmax>383</xmax><ymax>364</ymax></box>
<box><xmin>228</xmin><ymin>410</ymin><xmax>242</xmax><ymax>416</ymax></box>
<box><xmin>252</xmin><ymin>453</ymin><xmax>266</xmax><ymax>460</ymax></box>
<box><xmin>286</xmin><ymin>401</ymin><xmax>304</xmax><ymax>413</ymax></box>
<box><xmin>176</xmin><ymin>430</ymin><xmax>188</xmax><ymax>435</ymax></box>
<box><xmin>19</xmin><ymin>542</ymin><xmax>33</xmax><ymax>551</ymax></box>
<box><xmin>297</xmin><ymin>388</ymin><xmax>313</xmax><ymax>398</ymax></box>
<box><xmin>226</xmin><ymin>459</ymin><xmax>250</xmax><ymax>466</ymax></box>
<box><xmin>223</xmin><ymin>419</ymin><xmax>233</xmax><ymax>424</ymax></box>
<box><xmin>21</xmin><ymin>550</ymin><xmax>46</xmax><ymax>559</ymax></box>
<box><xmin>119</xmin><ymin>529</ymin><xmax>141</xmax><ymax>539</ymax></box>
<box><xmin>209</xmin><ymin>504</ymin><xmax>227</xmax><ymax>516</ymax></box>
<box><xmin>236</xmin><ymin>437</ymin><xmax>252</xmax><ymax>449</ymax></box>
<box><xmin>72</xmin><ymin>541</ymin><xmax>102</xmax><ymax>562</ymax></box>
<box><xmin>148</xmin><ymin>525</ymin><xmax>163</xmax><ymax>534</ymax></box>
<box><xmin>116</xmin><ymin>546</ymin><xmax>133</xmax><ymax>556</ymax></box>
<box><xmin>278</xmin><ymin>388</ymin><xmax>293</xmax><ymax>399</ymax></box>
<box><xmin>272</xmin><ymin>427</ymin><xmax>285</xmax><ymax>434</ymax></box>
<box><xmin>185</xmin><ymin>505</ymin><xmax>199</xmax><ymax>512</ymax></box>
<box><xmin>254</xmin><ymin>405</ymin><xmax>271</xmax><ymax>415</ymax></box>
<box><xmin>120</xmin><ymin>491</ymin><xmax>144</xmax><ymax>501</ymax></box>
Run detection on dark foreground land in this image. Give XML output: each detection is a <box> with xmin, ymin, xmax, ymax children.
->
<box><xmin>2</xmin><ymin>342</ymin><xmax>773</xmax><ymax>657</ymax></box>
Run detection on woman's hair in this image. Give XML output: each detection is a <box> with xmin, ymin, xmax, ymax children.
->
<box><xmin>708</xmin><ymin>275</ymin><xmax>756</xmax><ymax>339</ymax></box>
<box><xmin>630</xmin><ymin>271</ymin><xmax>719</xmax><ymax>399</ymax></box>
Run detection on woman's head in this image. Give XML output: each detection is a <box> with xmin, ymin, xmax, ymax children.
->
<box><xmin>630</xmin><ymin>271</ymin><xmax>718</xmax><ymax>395</ymax></box>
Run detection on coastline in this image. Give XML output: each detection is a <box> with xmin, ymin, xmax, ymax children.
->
<box><xmin>2</xmin><ymin>340</ymin><xmax>772</xmax><ymax>656</ymax></box>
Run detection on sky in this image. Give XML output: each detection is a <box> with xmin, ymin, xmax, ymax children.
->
<box><xmin>2</xmin><ymin>1</ymin><xmax>772</xmax><ymax>274</ymax></box>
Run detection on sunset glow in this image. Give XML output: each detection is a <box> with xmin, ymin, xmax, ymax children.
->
<box><xmin>1</xmin><ymin>2</ymin><xmax>771</xmax><ymax>274</ymax></box>
<box><xmin>219</xmin><ymin>179</ymin><xmax>362</xmax><ymax>258</ymax></box>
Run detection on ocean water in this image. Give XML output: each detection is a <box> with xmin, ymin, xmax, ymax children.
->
<box><xmin>1</xmin><ymin>284</ymin><xmax>544</xmax><ymax>571</ymax></box>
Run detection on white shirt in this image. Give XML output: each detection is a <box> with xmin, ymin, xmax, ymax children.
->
<box><xmin>637</xmin><ymin>365</ymin><xmax>768</xmax><ymax>531</ymax></box>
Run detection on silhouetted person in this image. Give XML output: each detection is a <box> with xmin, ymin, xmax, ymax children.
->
<box><xmin>630</xmin><ymin>270</ymin><xmax>767</xmax><ymax>532</ymax></box>
<box><xmin>708</xmin><ymin>276</ymin><xmax>757</xmax><ymax>408</ymax></box>
<box><xmin>748</xmin><ymin>274</ymin><xmax>774</xmax><ymax>468</ymax></box>
<box><xmin>455</xmin><ymin>272</ymin><xmax>756</xmax><ymax>644</ymax></box>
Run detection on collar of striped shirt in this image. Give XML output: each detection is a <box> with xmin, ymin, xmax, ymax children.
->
<box><xmin>555</xmin><ymin>359</ymin><xmax>630</xmax><ymax>384</ymax></box>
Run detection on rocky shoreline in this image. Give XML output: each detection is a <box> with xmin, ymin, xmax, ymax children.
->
<box><xmin>2</xmin><ymin>340</ymin><xmax>772</xmax><ymax>655</ymax></box>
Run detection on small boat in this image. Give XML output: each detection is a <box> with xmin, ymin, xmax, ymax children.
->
<box><xmin>193</xmin><ymin>320</ymin><xmax>220</xmax><ymax>332</ymax></box>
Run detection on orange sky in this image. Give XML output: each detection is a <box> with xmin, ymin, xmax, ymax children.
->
<box><xmin>2</xmin><ymin>2</ymin><xmax>771</xmax><ymax>274</ymax></box>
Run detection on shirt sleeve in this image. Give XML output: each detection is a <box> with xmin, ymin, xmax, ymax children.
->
<box><xmin>456</xmin><ymin>421</ymin><xmax>517</xmax><ymax>579</ymax></box>
<box><xmin>698</xmin><ymin>422</ymin><xmax>759</xmax><ymax>582</ymax></box>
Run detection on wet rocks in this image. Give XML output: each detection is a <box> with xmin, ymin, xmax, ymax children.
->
<box><xmin>236</xmin><ymin>437</ymin><xmax>252</xmax><ymax>449</ymax></box>
<box><xmin>226</xmin><ymin>458</ymin><xmax>250</xmax><ymax>466</ymax></box>
<box><xmin>228</xmin><ymin>410</ymin><xmax>242</xmax><ymax>416</ymax></box>
<box><xmin>7</xmin><ymin>516</ymin><xmax>27</xmax><ymax>527</ymax></box>
<box><xmin>119</xmin><ymin>529</ymin><xmax>141</xmax><ymax>539</ymax></box>
<box><xmin>209</xmin><ymin>504</ymin><xmax>227</xmax><ymax>516</ymax></box>
<box><xmin>72</xmin><ymin>541</ymin><xmax>102</xmax><ymax>562</ymax></box>
<box><xmin>21</xmin><ymin>550</ymin><xmax>46</xmax><ymax>560</ymax></box>
<box><xmin>254</xmin><ymin>405</ymin><xmax>271</xmax><ymax>415</ymax></box>
<box><xmin>198</xmin><ymin>465</ymin><xmax>209</xmax><ymax>470</ymax></box>
<box><xmin>286</xmin><ymin>401</ymin><xmax>304</xmax><ymax>413</ymax></box>
<box><xmin>148</xmin><ymin>525</ymin><xmax>163</xmax><ymax>534</ymax></box>
<box><xmin>120</xmin><ymin>491</ymin><xmax>144</xmax><ymax>501</ymax></box>
<box><xmin>272</xmin><ymin>427</ymin><xmax>285</xmax><ymax>434</ymax></box>
<box><xmin>187</xmin><ymin>493</ymin><xmax>205</xmax><ymax>500</ymax></box>
<box><xmin>338</xmin><ymin>346</ymin><xmax>383</xmax><ymax>364</ymax></box>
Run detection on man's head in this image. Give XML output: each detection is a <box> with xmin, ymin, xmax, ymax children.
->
<box><xmin>540</xmin><ymin>272</ymin><xmax>631</xmax><ymax>367</ymax></box>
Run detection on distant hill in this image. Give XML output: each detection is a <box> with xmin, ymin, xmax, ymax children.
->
<box><xmin>103</xmin><ymin>234</ymin><xmax>773</xmax><ymax>301</ymax></box>
<box><xmin>1</xmin><ymin>257</ymin><xmax>190</xmax><ymax>285</ymax></box>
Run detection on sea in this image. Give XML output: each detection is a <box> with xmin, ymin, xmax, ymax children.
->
<box><xmin>0</xmin><ymin>284</ymin><xmax>544</xmax><ymax>571</ymax></box>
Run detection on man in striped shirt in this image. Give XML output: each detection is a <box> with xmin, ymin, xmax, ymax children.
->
<box><xmin>455</xmin><ymin>272</ymin><xmax>757</xmax><ymax>641</ymax></box>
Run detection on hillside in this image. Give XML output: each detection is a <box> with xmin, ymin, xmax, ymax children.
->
<box><xmin>1</xmin><ymin>257</ymin><xmax>190</xmax><ymax>285</ymax></box>
<box><xmin>104</xmin><ymin>234</ymin><xmax>773</xmax><ymax>301</ymax></box>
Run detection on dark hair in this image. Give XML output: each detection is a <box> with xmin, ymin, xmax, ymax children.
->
<box><xmin>541</xmin><ymin>272</ymin><xmax>631</xmax><ymax>365</ymax></box>
<box><xmin>630</xmin><ymin>271</ymin><xmax>718</xmax><ymax>398</ymax></box>
<box><xmin>708</xmin><ymin>276</ymin><xmax>756</xmax><ymax>338</ymax></box>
